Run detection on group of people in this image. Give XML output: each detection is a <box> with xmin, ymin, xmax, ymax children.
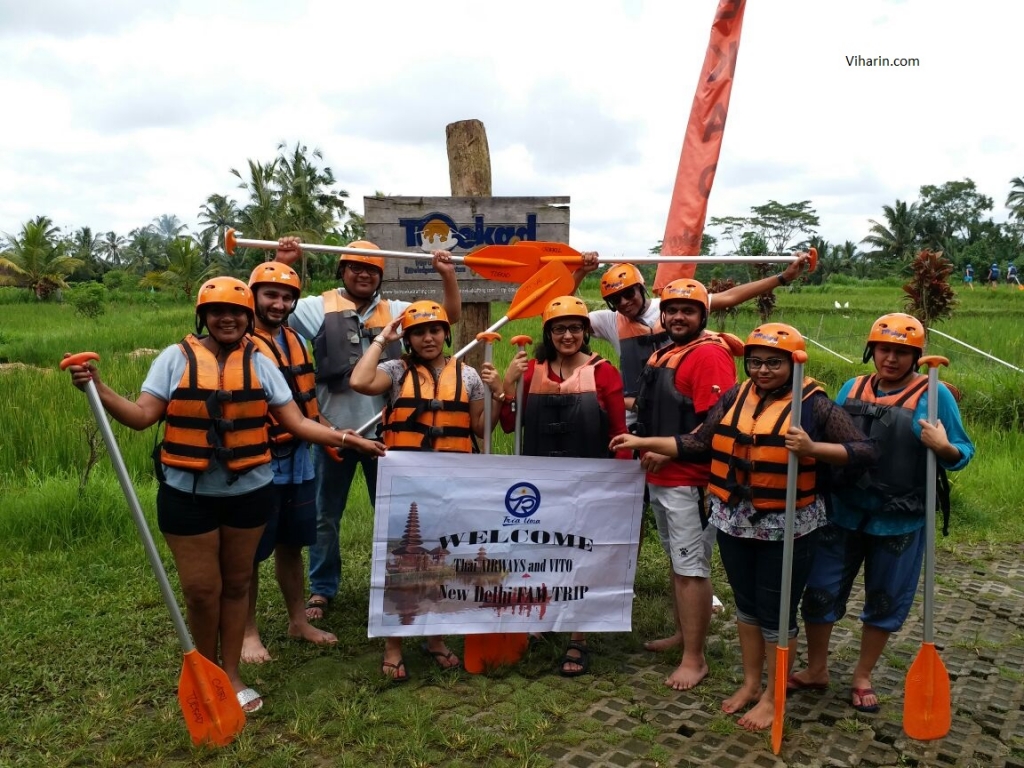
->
<box><xmin>65</xmin><ymin>238</ymin><xmax>973</xmax><ymax>729</ymax></box>
<box><xmin>964</xmin><ymin>262</ymin><xmax>1019</xmax><ymax>289</ymax></box>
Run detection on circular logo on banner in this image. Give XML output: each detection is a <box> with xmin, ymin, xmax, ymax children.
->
<box><xmin>504</xmin><ymin>482</ymin><xmax>541</xmax><ymax>519</ymax></box>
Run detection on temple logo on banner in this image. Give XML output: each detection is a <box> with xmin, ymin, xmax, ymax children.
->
<box><xmin>369</xmin><ymin>453</ymin><xmax>645</xmax><ymax>637</ymax></box>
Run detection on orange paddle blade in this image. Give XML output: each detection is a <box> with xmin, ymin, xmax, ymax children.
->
<box><xmin>771</xmin><ymin>645</ymin><xmax>789</xmax><ymax>754</ymax></box>
<box><xmin>505</xmin><ymin>261</ymin><xmax>576</xmax><ymax>321</ymax></box>
<box><xmin>515</xmin><ymin>240</ymin><xmax>585</xmax><ymax>268</ymax></box>
<box><xmin>178</xmin><ymin>649</ymin><xmax>245</xmax><ymax>747</ymax></box>
<box><xmin>465</xmin><ymin>245</ymin><xmax>542</xmax><ymax>283</ymax></box>
<box><xmin>903</xmin><ymin>643</ymin><xmax>951</xmax><ymax>740</ymax></box>
<box><xmin>463</xmin><ymin>633</ymin><xmax>530</xmax><ymax>674</ymax></box>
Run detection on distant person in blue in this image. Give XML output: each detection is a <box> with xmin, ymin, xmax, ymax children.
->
<box><xmin>1008</xmin><ymin>263</ymin><xmax>1019</xmax><ymax>287</ymax></box>
<box><xmin>789</xmin><ymin>313</ymin><xmax>974</xmax><ymax>715</ymax></box>
<box><xmin>962</xmin><ymin>263</ymin><xmax>974</xmax><ymax>289</ymax></box>
<box><xmin>987</xmin><ymin>262</ymin><xmax>1000</xmax><ymax>288</ymax></box>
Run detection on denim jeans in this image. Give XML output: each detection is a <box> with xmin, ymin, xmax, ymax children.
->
<box><xmin>307</xmin><ymin>444</ymin><xmax>379</xmax><ymax>599</ymax></box>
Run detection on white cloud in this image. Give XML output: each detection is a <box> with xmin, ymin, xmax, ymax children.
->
<box><xmin>0</xmin><ymin>0</ymin><xmax>1020</xmax><ymax>259</ymax></box>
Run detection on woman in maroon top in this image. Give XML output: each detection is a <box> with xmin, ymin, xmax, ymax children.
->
<box><xmin>481</xmin><ymin>295</ymin><xmax>631</xmax><ymax>677</ymax></box>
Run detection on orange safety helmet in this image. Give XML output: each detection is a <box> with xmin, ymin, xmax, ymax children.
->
<box><xmin>863</xmin><ymin>312</ymin><xmax>925</xmax><ymax>363</ymax></box>
<box><xmin>600</xmin><ymin>263</ymin><xmax>645</xmax><ymax>299</ymax></box>
<box><xmin>336</xmin><ymin>240</ymin><xmax>385</xmax><ymax>276</ymax></box>
<box><xmin>248</xmin><ymin>262</ymin><xmax>301</xmax><ymax>295</ymax></box>
<box><xmin>400</xmin><ymin>300</ymin><xmax>451</xmax><ymax>348</ymax></box>
<box><xmin>745</xmin><ymin>323</ymin><xmax>806</xmax><ymax>355</ymax></box>
<box><xmin>660</xmin><ymin>278</ymin><xmax>710</xmax><ymax>312</ymax></box>
<box><xmin>195</xmin><ymin>276</ymin><xmax>255</xmax><ymax>335</ymax></box>
<box><xmin>541</xmin><ymin>295</ymin><xmax>590</xmax><ymax>326</ymax></box>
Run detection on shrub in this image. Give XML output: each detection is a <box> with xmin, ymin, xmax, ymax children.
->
<box><xmin>67</xmin><ymin>282</ymin><xmax>108</xmax><ymax>319</ymax></box>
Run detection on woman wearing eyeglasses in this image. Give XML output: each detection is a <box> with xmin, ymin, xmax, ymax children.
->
<box><xmin>611</xmin><ymin>323</ymin><xmax>875</xmax><ymax>731</ymax></box>
<box><xmin>481</xmin><ymin>295</ymin><xmax>632</xmax><ymax>677</ymax></box>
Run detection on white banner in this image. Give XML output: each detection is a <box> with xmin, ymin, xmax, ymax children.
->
<box><xmin>368</xmin><ymin>452</ymin><xmax>646</xmax><ymax>637</ymax></box>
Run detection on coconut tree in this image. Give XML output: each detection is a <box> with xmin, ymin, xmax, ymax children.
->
<box><xmin>152</xmin><ymin>214</ymin><xmax>188</xmax><ymax>242</ymax></box>
<box><xmin>98</xmin><ymin>230</ymin><xmax>128</xmax><ymax>267</ymax></box>
<box><xmin>0</xmin><ymin>216</ymin><xmax>83</xmax><ymax>299</ymax></box>
<box><xmin>861</xmin><ymin>199</ymin><xmax>919</xmax><ymax>264</ymax></box>
<box><xmin>158</xmin><ymin>237</ymin><xmax>215</xmax><ymax>300</ymax></box>
<box><xmin>198</xmin><ymin>193</ymin><xmax>240</xmax><ymax>249</ymax></box>
<box><xmin>1007</xmin><ymin>176</ymin><xmax>1024</xmax><ymax>223</ymax></box>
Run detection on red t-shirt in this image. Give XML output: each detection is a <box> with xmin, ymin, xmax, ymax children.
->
<box><xmin>645</xmin><ymin>342</ymin><xmax>737</xmax><ymax>487</ymax></box>
<box><xmin>499</xmin><ymin>358</ymin><xmax>632</xmax><ymax>460</ymax></box>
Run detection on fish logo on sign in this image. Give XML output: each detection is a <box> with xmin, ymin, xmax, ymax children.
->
<box><xmin>503</xmin><ymin>482</ymin><xmax>541</xmax><ymax>526</ymax></box>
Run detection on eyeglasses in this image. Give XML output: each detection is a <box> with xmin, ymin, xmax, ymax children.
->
<box><xmin>745</xmin><ymin>357</ymin><xmax>786</xmax><ymax>371</ymax></box>
<box><xmin>345</xmin><ymin>263</ymin><xmax>379</xmax><ymax>275</ymax></box>
<box><xmin>608</xmin><ymin>286</ymin><xmax>638</xmax><ymax>305</ymax></box>
<box><xmin>550</xmin><ymin>323</ymin><xmax>585</xmax><ymax>336</ymax></box>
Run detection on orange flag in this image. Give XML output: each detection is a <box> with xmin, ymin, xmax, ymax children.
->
<box><xmin>653</xmin><ymin>0</ymin><xmax>748</xmax><ymax>294</ymax></box>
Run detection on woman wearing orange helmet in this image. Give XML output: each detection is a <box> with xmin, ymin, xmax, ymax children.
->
<box><xmin>351</xmin><ymin>299</ymin><xmax>501</xmax><ymax>681</ymax></box>
<box><xmin>612</xmin><ymin>322</ymin><xmax>875</xmax><ymax>730</ymax></box>
<box><xmin>479</xmin><ymin>295</ymin><xmax>631</xmax><ymax>677</ymax></box>
<box><xmin>790</xmin><ymin>314</ymin><xmax>973</xmax><ymax>714</ymax></box>
<box><xmin>64</xmin><ymin>276</ymin><xmax>384</xmax><ymax>714</ymax></box>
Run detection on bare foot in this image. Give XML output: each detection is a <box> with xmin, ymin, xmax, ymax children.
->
<box><xmin>722</xmin><ymin>684</ymin><xmax>762</xmax><ymax>714</ymax></box>
<box><xmin>241</xmin><ymin>632</ymin><xmax>273</xmax><ymax>664</ymax></box>
<box><xmin>643</xmin><ymin>632</ymin><xmax>681</xmax><ymax>652</ymax></box>
<box><xmin>288</xmin><ymin>621</ymin><xmax>338</xmax><ymax>646</ymax></box>
<box><xmin>664</xmin><ymin>659</ymin><xmax>709</xmax><ymax>691</ymax></box>
<box><xmin>737</xmin><ymin>696</ymin><xmax>774</xmax><ymax>731</ymax></box>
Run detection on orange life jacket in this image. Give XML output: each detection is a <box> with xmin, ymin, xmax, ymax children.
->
<box><xmin>160</xmin><ymin>335</ymin><xmax>271</xmax><ymax>475</ymax></box>
<box><xmin>708</xmin><ymin>377</ymin><xmax>824</xmax><ymax>511</ymax></box>
<box><xmin>382</xmin><ymin>357</ymin><xmax>473</xmax><ymax>452</ymax></box>
<box><xmin>312</xmin><ymin>291</ymin><xmax>401</xmax><ymax>393</ymax></box>
<box><xmin>250</xmin><ymin>326</ymin><xmax>319</xmax><ymax>447</ymax></box>
<box><xmin>522</xmin><ymin>355</ymin><xmax>609</xmax><ymax>458</ymax></box>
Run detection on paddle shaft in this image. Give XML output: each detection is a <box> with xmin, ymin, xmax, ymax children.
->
<box><xmin>923</xmin><ymin>364</ymin><xmax>939</xmax><ymax>643</ymax></box>
<box><xmin>81</xmin><ymin>379</ymin><xmax>195</xmax><ymax>653</ymax></box>
<box><xmin>229</xmin><ymin>233</ymin><xmax>474</xmax><ymax>264</ymax></box>
<box><xmin>513</xmin><ymin>344</ymin><xmax>527</xmax><ymax>456</ymax></box>
<box><xmin>776</xmin><ymin>358</ymin><xmax>805</xmax><ymax>655</ymax></box>
<box><xmin>482</xmin><ymin>341</ymin><xmax>494</xmax><ymax>455</ymax></box>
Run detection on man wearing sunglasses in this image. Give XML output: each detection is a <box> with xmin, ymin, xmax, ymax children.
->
<box><xmin>572</xmin><ymin>255</ymin><xmax>811</xmax><ymax>422</ymax></box>
<box><xmin>275</xmin><ymin>238</ymin><xmax>461</xmax><ymax>621</ymax></box>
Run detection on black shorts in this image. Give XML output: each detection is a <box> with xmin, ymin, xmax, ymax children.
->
<box><xmin>157</xmin><ymin>483</ymin><xmax>275</xmax><ymax>536</ymax></box>
<box><xmin>253</xmin><ymin>479</ymin><xmax>317</xmax><ymax>562</ymax></box>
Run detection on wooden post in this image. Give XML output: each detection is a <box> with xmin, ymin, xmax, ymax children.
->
<box><xmin>446</xmin><ymin>119</ymin><xmax>491</xmax><ymax>371</ymax></box>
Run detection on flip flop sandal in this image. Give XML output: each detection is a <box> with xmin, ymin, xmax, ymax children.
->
<box><xmin>420</xmin><ymin>642</ymin><xmax>461</xmax><ymax>671</ymax></box>
<box><xmin>558</xmin><ymin>640</ymin><xmax>590</xmax><ymax>677</ymax></box>
<box><xmin>305</xmin><ymin>595</ymin><xmax>330</xmax><ymax>620</ymax></box>
<box><xmin>851</xmin><ymin>686</ymin><xmax>881</xmax><ymax>713</ymax></box>
<box><xmin>382</xmin><ymin>658</ymin><xmax>409</xmax><ymax>683</ymax></box>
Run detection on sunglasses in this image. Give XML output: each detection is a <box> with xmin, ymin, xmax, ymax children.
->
<box><xmin>345</xmin><ymin>263</ymin><xmax>380</xmax><ymax>276</ymax></box>
<box><xmin>550</xmin><ymin>323</ymin><xmax>586</xmax><ymax>336</ymax></box>
<box><xmin>608</xmin><ymin>286</ymin><xmax>638</xmax><ymax>305</ymax></box>
<box><xmin>745</xmin><ymin>357</ymin><xmax>786</xmax><ymax>371</ymax></box>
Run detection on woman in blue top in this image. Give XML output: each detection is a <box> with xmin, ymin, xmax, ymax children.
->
<box><xmin>789</xmin><ymin>313</ymin><xmax>974</xmax><ymax>714</ymax></box>
<box><xmin>66</xmin><ymin>277</ymin><xmax>384</xmax><ymax>713</ymax></box>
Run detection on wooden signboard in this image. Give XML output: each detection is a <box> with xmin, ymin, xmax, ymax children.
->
<box><xmin>364</xmin><ymin>196</ymin><xmax>570</xmax><ymax>303</ymax></box>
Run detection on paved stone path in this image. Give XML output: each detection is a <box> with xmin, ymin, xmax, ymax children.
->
<box><xmin>539</xmin><ymin>544</ymin><xmax>1024</xmax><ymax>768</ymax></box>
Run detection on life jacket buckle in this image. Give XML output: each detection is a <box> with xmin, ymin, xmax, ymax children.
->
<box><xmin>427</xmin><ymin>399</ymin><xmax>443</xmax><ymax>412</ymax></box>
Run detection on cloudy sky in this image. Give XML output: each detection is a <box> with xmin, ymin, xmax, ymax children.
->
<box><xmin>2</xmin><ymin>0</ymin><xmax>1020</xmax><ymax>258</ymax></box>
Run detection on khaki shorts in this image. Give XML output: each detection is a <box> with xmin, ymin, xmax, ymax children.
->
<box><xmin>649</xmin><ymin>484</ymin><xmax>716</xmax><ymax>578</ymax></box>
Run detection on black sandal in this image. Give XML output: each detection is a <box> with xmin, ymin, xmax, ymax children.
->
<box><xmin>558</xmin><ymin>640</ymin><xmax>590</xmax><ymax>677</ymax></box>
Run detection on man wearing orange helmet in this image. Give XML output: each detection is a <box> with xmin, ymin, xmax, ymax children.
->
<box><xmin>350</xmin><ymin>300</ymin><xmax>500</xmax><ymax>680</ymax></box>
<box><xmin>240</xmin><ymin>262</ymin><xmax>338</xmax><ymax>663</ymax></box>
<box><xmin>573</xmin><ymin>254</ymin><xmax>811</xmax><ymax>417</ymax></box>
<box><xmin>275</xmin><ymin>237</ymin><xmax>460</xmax><ymax>620</ymax></box>
<box><xmin>613</xmin><ymin>323</ymin><xmax>875</xmax><ymax>730</ymax></box>
<box><xmin>626</xmin><ymin>278</ymin><xmax>740</xmax><ymax>691</ymax></box>
<box><xmin>63</xmin><ymin>276</ymin><xmax>384</xmax><ymax>714</ymax></box>
<box><xmin>790</xmin><ymin>313</ymin><xmax>973</xmax><ymax>715</ymax></box>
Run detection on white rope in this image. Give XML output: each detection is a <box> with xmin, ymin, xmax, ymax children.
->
<box><xmin>928</xmin><ymin>328</ymin><xmax>1023</xmax><ymax>373</ymax></box>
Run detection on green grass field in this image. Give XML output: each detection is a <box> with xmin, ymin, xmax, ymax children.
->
<box><xmin>0</xmin><ymin>279</ymin><xmax>1021</xmax><ymax>765</ymax></box>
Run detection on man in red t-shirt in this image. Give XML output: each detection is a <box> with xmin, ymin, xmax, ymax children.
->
<box><xmin>632</xmin><ymin>278</ymin><xmax>737</xmax><ymax>690</ymax></box>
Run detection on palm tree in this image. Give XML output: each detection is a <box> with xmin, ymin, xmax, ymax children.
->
<box><xmin>1007</xmin><ymin>176</ymin><xmax>1024</xmax><ymax>223</ymax></box>
<box><xmin>152</xmin><ymin>214</ymin><xmax>188</xmax><ymax>242</ymax></box>
<box><xmin>0</xmin><ymin>216</ymin><xmax>83</xmax><ymax>299</ymax></box>
<box><xmin>68</xmin><ymin>226</ymin><xmax>103</xmax><ymax>280</ymax></box>
<box><xmin>124</xmin><ymin>227</ymin><xmax>165</xmax><ymax>274</ymax></box>
<box><xmin>159</xmin><ymin>237</ymin><xmax>215</xmax><ymax>300</ymax></box>
<box><xmin>232</xmin><ymin>159</ymin><xmax>282</xmax><ymax>241</ymax></box>
<box><xmin>861</xmin><ymin>199</ymin><xmax>919</xmax><ymax>263</ymax></box>
<box><xmin>275</xmin><ymin>141</ymin><xmax>349</xmax><ymax>239</ymax></box>
<box><xmin>98</xmin><ymin>231</ymin><xmax>128</xmax><ymax>267</ymax></box>
<box><xmin>198</xmin><ymin>193</ymin><xmax>240</xmax><ymax>249</ymax></box>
